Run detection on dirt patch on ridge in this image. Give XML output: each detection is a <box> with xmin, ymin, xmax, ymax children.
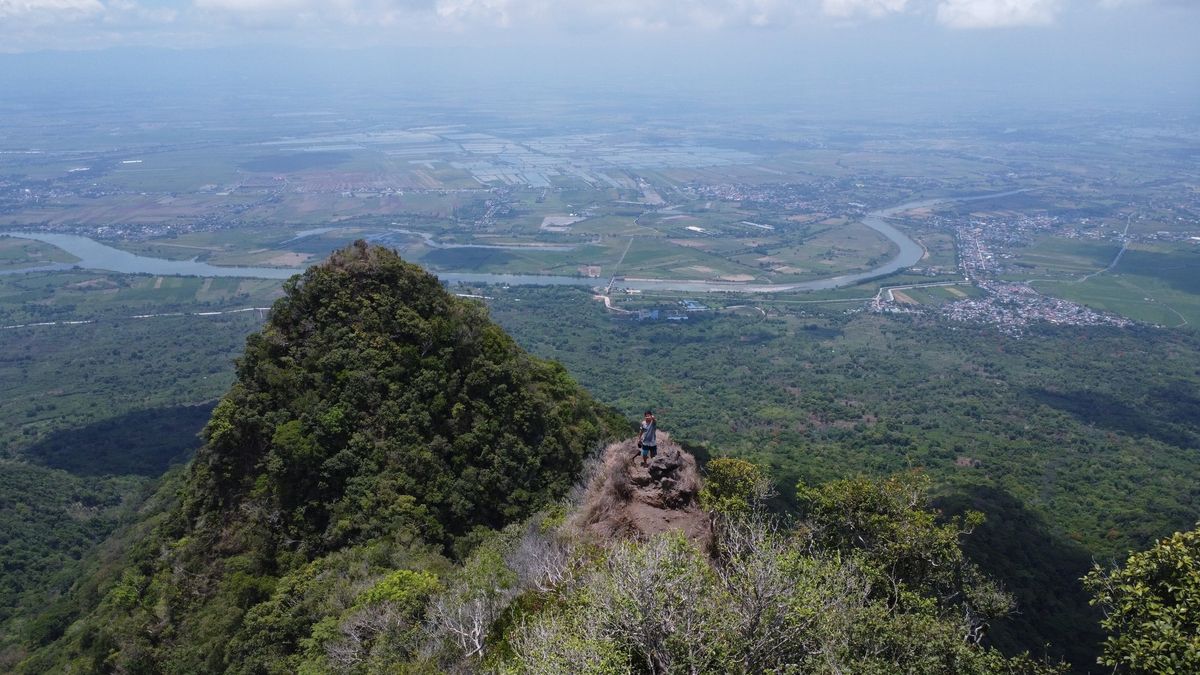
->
<box><xmin>572</xmin><ymin>433</ymin><xmax>711</xmax><ymax>549</ymax></box>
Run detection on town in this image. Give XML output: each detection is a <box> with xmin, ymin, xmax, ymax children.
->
<box><xmin>870</xmin><ymin>206</ymin><xmax>1157</xmax><ymax>334</ymax></box>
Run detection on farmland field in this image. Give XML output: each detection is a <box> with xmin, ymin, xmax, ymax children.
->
<box><xmin>0</xmin><ymin>237</ymin><xmax>78</xmax><ymax>269</ymax></box>
<box><xmin>1006</xmin><ymin>236</ymin><xmax>1122</xmax><ymax>279</ymax></box>
<box><xmin>1033</xmin><ymin>243</ymin><xmax>1200</xmax><ymax>328</ymax></box>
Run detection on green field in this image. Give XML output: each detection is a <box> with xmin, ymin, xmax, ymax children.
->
<box><xmin>1000</xmin><ymin>234</ymin><xmax>1200</xmax><ymax>327</ymax></box>
<box><xmin>0</xmin><ymin>270</ymin><xmax>283</xmax><ymax>325</ymax></box>
<box><xmin>1006</xmin><ymin>236</ymin><xmax>1121</xmax><ymax>278</ymax></box>
<box><xmin>1033</xmin><ymin>243</ymin><xmax>1200</xmax><ymax>328</ymax></box>
<box><xmin>0</xmin><ymin>237</ymin><xmax>79</xmax><ymax>269</ymax></box>
<box><xmin>892</xmin><ymin>283</ymin><xmax>981</xmax><ymax>305</ymax></box>
<box><xmin>904</xmin><ymin>228</ymin><xmax>958</xmax><ymax>270</ymax></box>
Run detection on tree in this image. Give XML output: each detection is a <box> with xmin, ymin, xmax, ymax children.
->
<box><xmin>1084</xmin><ymin>523</ymin><xmax>1200</xmax><ymax>673</ymax></box>
<box><xmin>797</xmin><ymin>471</ymin><xmax>1014</xmax><ymax>648</ymax></box>
<box><xmin>699</xmin><ymin>457</ymin><xmax>772</xmax><ymax>519</ymax></box>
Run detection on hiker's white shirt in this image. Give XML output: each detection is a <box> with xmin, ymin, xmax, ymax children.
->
<box><xmin>640</xmin><ymin>420</ymin><xmax>657</xmax><ymax>447</ymax></box>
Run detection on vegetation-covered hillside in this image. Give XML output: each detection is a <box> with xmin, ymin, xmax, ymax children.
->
<box><xmin>0</xmin><ymin>313</ymin><xmax>262</xmax><ymax>664</ymax></box>
<box><xmin>12</xmin><ymin>244</ymin><xmax>1197</xmax><ymax>674</ymax></box>
<box><xmin>17</xmin><ymin>243</ymin><xmax>625</xmax><ymax>672</ymax></box>
<box><xmin>483</xmin><ymin>284</ymin><xmax>1200</xmax><ymax>668</ymax></box>
<box><xmin>429</xmin><ymin>457</ymin><xmax>1066</xmax><ymax>674</ymax></box>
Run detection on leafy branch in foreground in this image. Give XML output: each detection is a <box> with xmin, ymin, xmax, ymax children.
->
<box><xmin>1084</xmin><ymin>523</ymin><xmax>1200</xmax><ymax>674</ymax></box>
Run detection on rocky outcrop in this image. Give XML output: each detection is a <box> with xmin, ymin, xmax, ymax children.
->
<box><xmin>573</xmin><ymin>433</ymin><xmax>711</xmax><ymax>548</ymax></box>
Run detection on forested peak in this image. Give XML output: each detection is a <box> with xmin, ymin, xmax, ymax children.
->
<box><xmin>17</xmin><ymin>246</ymin><xmax>1140</xmax><ymax>674</ymax></box>
<box><xmin>189</xmin><ymin>242</ymin><xmax>624</xmax><ymax>555</ymax></box>
<box><xmin>266</xmin><ymin>240</ymin><xmax>456</xmax><ymax>338</ymax></box>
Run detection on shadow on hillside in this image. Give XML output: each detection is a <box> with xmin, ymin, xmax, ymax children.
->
<box><xmin>1117</xmin><ymin>249</ymin><xmax>1200</xmax><ymax>294</ymax></box>
<box><xmin>936</xmin><ymin>485</ymin><xmax>1104</xmax><ymax>674</ymax></box>
<box><xmin>1026</xmin><ymin>386</ymin><xmax>1199</xmax><ymax>449</ymax></box>
<box><xmin>1147</xmin><ymin>380</ymin><xmax>1200</xmax><ymax>434</ymax></box>
<box><xmin>24</xmin><ymin>403</ymin><xmax>214</xmax><ymax>477</ymax></box>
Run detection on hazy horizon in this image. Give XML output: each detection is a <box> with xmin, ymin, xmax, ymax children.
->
<box><xmin>1</xmin><ymin>0</ymin><xmax>1197</xmax><ymax>122</ymax></box>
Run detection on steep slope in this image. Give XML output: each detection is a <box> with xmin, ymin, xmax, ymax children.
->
<box><xmin>19</xmin><ymin>242</ymin><xmax>625</xmax><ymax>673</ymax></box>
<box><xmin>186</xmin><ymin>241</ymin><xmax>623</xmax><ymax>550</ymax></box>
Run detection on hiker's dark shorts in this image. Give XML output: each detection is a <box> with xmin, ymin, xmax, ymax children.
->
<box><xmin>641</xmin><ymin>445</ymin><xmax>657</xmax><ymax>459</ymax></box>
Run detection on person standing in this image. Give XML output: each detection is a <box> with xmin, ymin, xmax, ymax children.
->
<box><xmin>637</xmin><ymin>410</ymin><xmax>657</xmax><ymax>466</ymax></box>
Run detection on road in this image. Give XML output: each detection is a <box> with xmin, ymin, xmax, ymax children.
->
<box><xmin>1079</xmin><ymin>215</ymin><xmax>1132</xmax><ymax>283</ymax></box>
<box><xmin>606</xmin><ymin>237</ymin><xmax>636</xmax><ymax>295</ymax></box>
<box><xmin>2</xmin><ymin>306</ymin><xmax>270</xmax><ymax>331</ymax></box>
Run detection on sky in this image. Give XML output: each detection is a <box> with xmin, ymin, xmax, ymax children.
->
<box><xmin>0</xmin><ymin>0</ymin><xmax>1196</xmax><ymax>114</ymax></box>
<box><xmin>0</xmin><ymin>0</ymin><xmax>1195</xmax><ymax>47</ymax></box>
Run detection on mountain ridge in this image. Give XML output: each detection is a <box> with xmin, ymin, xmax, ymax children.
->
<box><xmin>17</xmin><ymin>242</ymin><xmax>627</xmax><ymax>672</ymax></box>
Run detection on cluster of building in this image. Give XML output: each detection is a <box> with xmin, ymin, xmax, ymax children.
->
<box><xmin>940</xmin><ymin>207</ymin><xmax>1200</xmax><ymax>267</ymax></box>
<box><xmin>872</xmin><ymin>280</ymin><xmax>1134</xmax><ymax>335</ymax></box>
<box><xmin>81</xmin><ymin>214</ymin><xmax>248</xmax><ymax>241</ymax></box>
<box><xmin>936</xmin><ymin>281</ymin><xmax>1133</xmax><ymax>335</ymax></box>
<box><xmin>875</xmin><ymin>209</ymin><xmax>1140</xmax><ymax>333</ymax></box>
<box><xmin>951</xmin><ymin>214</ymin><xmax>1061</xmax><ymax>279</ymax></box>
<box><xmin>633</xmin><ymin>309</ymin><xmax>689</xmax><ymax>321</ymax></box>
<box><xmin>629</xmin><ymin>300</ymin><xmax>710</xmax><ymax>322</ymax></box>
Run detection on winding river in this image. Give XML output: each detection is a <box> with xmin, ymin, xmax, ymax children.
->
<box><xmin>1</xmin><ymin>190</ymin><xmax>1028</xmax><ymax>292</ymax></box>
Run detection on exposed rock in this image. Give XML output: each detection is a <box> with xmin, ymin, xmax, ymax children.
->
<box><xmin>572</xmin><ymin>432</ymin><xmax>711</xmax><ymax>549</ymax></box>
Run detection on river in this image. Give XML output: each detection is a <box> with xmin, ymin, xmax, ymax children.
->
<box><xmin>1</xmin><ymin>190</ymin><xmax>1028</xmax><ymax>292</ymax></box>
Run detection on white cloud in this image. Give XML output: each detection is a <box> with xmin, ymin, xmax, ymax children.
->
<box><xmin>1</xmin><ymin>0</ymin><xmax>1193</xmax><ymax>52</ymax></box>
<box><xmin>0</xmin><ymin>0</ymin><xmax>105</xmax><ymax>19</ymax></box>
<box><xmin>194</xmin><ymin>0</ymin><xmax>310</xmax><ymax>11</ymax></box>
<box><xmin>0</xmin><ymin>0</ymin><xmax>185</xmax><ymax>52</ymax></box>
<box><xmin>185</xmin><ymin>0</ymin><xmax>808</xmax><ymax>32</ymax></box>
<box><xmin>936</xmin><ymin>0</ymin><xmax>1060</xmax><ymax>28</ymax></box>
<box><xmin>190</xmin><ymin>0</ymin><xmax>410</xmax><ymax>29</ymax></box>
<box><xmin>434</xmin><ymin>0</ymin><xmax>511</xmax><ymax>27</ymax></box>
<box><xmin>1096</xmin><ymin>0</ymin><xmax>1192</xmax><ymax>6</ymax></box>
<box><xmin>537</xmin><ymin>0</ymin><xmax>805</xmax><ymax>31</ymax></box>
<box><xmin>821</xmin><ymin>0</ymin><xmax>909</xmax><ymax>18</ymax></box>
